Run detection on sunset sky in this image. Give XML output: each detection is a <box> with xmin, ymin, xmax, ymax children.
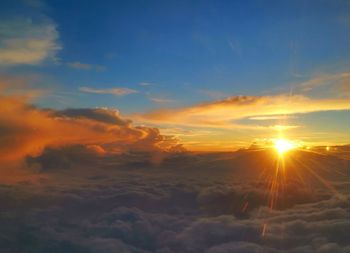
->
<box><xmin>1</xmin><ymin>0</ymin><xmax>350</xmax><ymax>151</ymax></box>
<box><xmin>2</xmin><ymin>1</ymin><xmax>350</xmax><ymax>253</ymax></box>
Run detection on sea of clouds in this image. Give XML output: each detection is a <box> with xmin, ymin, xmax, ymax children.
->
<box><xmin>1</xmin><ymin>147</ymin><xmax>350</xmax><ymax>253</ymax></box>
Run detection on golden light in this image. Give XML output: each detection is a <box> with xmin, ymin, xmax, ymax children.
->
<box><xmin>273</xmin><ymin>138</ymin><xmax>295</xmax><ymax>155</ymax></box>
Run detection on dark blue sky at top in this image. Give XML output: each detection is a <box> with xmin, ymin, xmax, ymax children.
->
<box><xmin>2</xmin><ymin>0</ymin><xmax>350</xmax><ymax>112</ymax></box>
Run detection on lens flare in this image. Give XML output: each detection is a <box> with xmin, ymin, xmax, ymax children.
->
<box><xmin>274</xmin><ymin>139</ymin><xmax>295</xmax><ymax>155</ymax></box>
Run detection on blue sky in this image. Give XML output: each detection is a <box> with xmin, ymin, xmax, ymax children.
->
<box><xmin>1</xmin><ymin>0</ymin><xmax>350</xmax><ymax>149</ymax></box>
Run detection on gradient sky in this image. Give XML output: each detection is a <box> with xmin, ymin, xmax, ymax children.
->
<box><xmin>1</xmin><ymin>0</ymin><xmax>350</xmax><ymax>150</ymax></box>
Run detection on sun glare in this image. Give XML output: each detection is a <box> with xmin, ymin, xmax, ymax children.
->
<box><xmin>274</xmin><ymin>139</ymin><xmax>295</xmax><ymax>155</ymax></box>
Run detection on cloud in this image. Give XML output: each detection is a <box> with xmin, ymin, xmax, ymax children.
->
<box><xmin>0</xmin><ymin>93</ymin><xmax>180</xmax><ymax>167</ymax></box>
<box><xmin>295</xmin><ymin>72</ymin><xmax>350</xmax><ymax>97</ymax></box>
<box><xmin>139</xmin><ymin>95</ymin><xmax>350</xmax><ymax>128</ymax></box>
<box><xmin>338</xmin><ymin>76</ymin><xmax>350</xmax><ymax>95</ymax></box>
<box><xmin>79</xmin><ymin>86</ymin><xmax>138</xmax><ymax>96</ymax></box>
<box><xmin>206</xmin><ymin>241</ymin><xmax>266</xmax><ymax>253</ymax></box>
<box><xmin>1</xmin><ymin>148</ymin><xmax>349</xmax><ymax>252</ymax></box>
<box><xmin>139</xmin><ymin>82</ymin><xmax>154</xmax><ymax>86</ymax></box>
<box><xmin>54</xmin><ymin>108</ymin><xmax>131</xmax><ymax>126</ymax></box>
<box><xmin>67</xmin><ymin>62</ymin><xmax>106</xmax><ymax>71</ymax></box>
<box><xmin>0</xmin><ymin>18</ymin><xmax>61</xmax><ymax>66</ymax></box>
<box><xmin>0</xmin><ymin>74</ymin><xmax>55</xmax><ymax>104</ymax></box>
<box><xmin>248</xmin><ymin>115</ymin><xmax>296</xmax><ymax>121</ymax></box>
<box><xmin>149</xmin><ymin>97</ymin><xmax>176</xmax><ymax>104</ymax></box>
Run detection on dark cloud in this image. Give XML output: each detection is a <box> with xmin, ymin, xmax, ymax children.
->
<box><xmin>26</xmin><ymin>145</ymin><xmax>101</xmax><ymax>171</ymax></box>
<box><xmin>206</xmin><ymin>241</ymin><xmax>269</xmax><ymax>253</ymax></box>
<box><xmin>54</xmin><ymin>108</ymin><xmax>131</xmax><ymax>126</ymax></box>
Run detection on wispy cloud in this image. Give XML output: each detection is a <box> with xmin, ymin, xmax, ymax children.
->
<box><xmin>227</xmin><ymin>38</ymin><xmax>241</xmax><ymax>55</ymax></box>
<box><xmin>67</xmin><ymin>62</ymin><xmax>106</xmax><ymax>71</ymax></box>
<box><xmin>138</xmin><ymin>95</ymin><xmax>350</xmax><ymax>128</ymax></box>
<box><xmin>248</xmin><ymin>115</ymin><xmax>295</xmax><ymax>121</ymax></box>
<box><xmin>149</xmin><ymin>97</ymin><xmax>176</xmax><ymax>104</ymax></box>
<box><xmin>139</xmin><ymin>82</ymin><xmax>154</xmax><ymax>86</ymax></box>
<box><xmin>295</xmin><ymin>72</ymin><xmax>350</xmax><ymax>96</ymax></box>
<box><xmin>0</xmin><ymin>18</ymin><xmax>61</xmax><ymax>66</ymax></box>
<box><xmin>79</xmin><ymin>87</ymin><xmax>138</xmax><ymax>96</ymax></box>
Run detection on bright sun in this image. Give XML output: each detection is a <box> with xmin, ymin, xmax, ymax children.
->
<box><xmin>274</xmin><ymin>139</ymin><xmax>295</xmax><ymax>155</ymax></box>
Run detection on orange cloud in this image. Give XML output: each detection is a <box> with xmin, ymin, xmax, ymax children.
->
<box><xmin>0</xmin><ymin>94</ymin><xmax>180</xmax><ymax>166</ymax></box>
<box><xmin>138</xmin><ymin>95</ymin><xmax>350</xmax><ymax>128</ymax></box>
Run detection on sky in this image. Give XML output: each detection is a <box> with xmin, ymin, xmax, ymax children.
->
<box><xmin>1</xmin><ymin>0</ymin><xmax>350</xmax><ymax>150</ymax></box>
<box><xmin>2</xmin><ymin>1</ymin><xmax>350</xmax><ymax>253</ymax></box>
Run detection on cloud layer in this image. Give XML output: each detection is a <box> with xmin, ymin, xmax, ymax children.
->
<box><xmin>0</xmin><ymin>148</ymin><xmax>349</xmax><ymax>252</ymax></box>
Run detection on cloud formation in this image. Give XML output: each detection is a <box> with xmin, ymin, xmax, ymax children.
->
<box><xmin>54</xmin><ymin>108</ymin><xmax>131</xmax><ymax>126</ymax></box>
<box><xmin>79</xmin><ymin>86</ymin><xmax>138</xmax><ymax>96</ymax></box>
<box><xmin>0</xmin><ymin>148</ymin><xmax>349</xmax><ymax>252</ymax></box>
<box><xmin>139</xmin><ymin>95</ymin><xmax>350</xmax><ymax>128</ymax></box>
<box><xmin>0</xmin><ymin>93</ymin><xmax>179</xmax><ymax>166</ymax></box>
<box><xmin>0</xmin><ymin>18</ymin><xmax>61</xmax><ymax>65</ymax></box>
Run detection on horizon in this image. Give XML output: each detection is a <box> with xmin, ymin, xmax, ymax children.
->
<box><xmin>1</xmin><ymin>1</ymin><xmax>350</xmax><ymax>253</ymax></box>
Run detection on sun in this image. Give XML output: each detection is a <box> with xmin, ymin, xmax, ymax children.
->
<box><xmin>273</xmin><ymin>138</ymin><xmax>295</xmax><ymax>155</ymax></box>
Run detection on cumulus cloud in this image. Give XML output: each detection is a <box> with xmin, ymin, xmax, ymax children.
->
<box><xmin>79</xmin><ymin>86</ymin><xmax>138</xmax><ymax>96</ymax></box>
<box><xmin>0</xmin><ymin>93</ymin><xmax>180</xmax><ymax>167</ymax></box>
<box><xmin>139</xmin><ymin>95</ymin><xmax>350</xmax><ymax>128</ymax></box>
<box><xmin>0</xmin><ymin>18</ymin><xmax>61</xmax><ymax>65</ymax></box>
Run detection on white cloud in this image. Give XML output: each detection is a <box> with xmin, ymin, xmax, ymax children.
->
<box><xmin>139</xmin><ymin>82</ymin><xmax>154</xmax><ymax>86</ymax></box>
<box><xmin>79</xmin><ymin>86</ymin><xmax>138</xmax><ymax>96</ymax></box>
<box><xmin>0</xmin><ymin>18</ymin><xmax>61</xmax><ymax>66</ymax></box>
<box><xmin>149</xmin><ymin>97</ymin><xmax>176</xmax><ymax>103</ymax></box>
